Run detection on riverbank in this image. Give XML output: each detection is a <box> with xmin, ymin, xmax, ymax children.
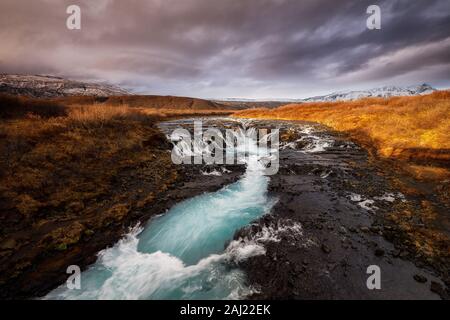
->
<box><xmin>0</xmin><ymin>97</ymin><xmax>240</xmax><ymax>299</ymax></box>
<box><xmin>231</xmin><ymin>120</ymin><xmax>449</xmax><ymax>299</ymax></box>
<box><xmin>234</xmin><ymin>91</ymin><xmax>450</xmax><ymax>178</ymax></box>
<box><xmin>44</xmin><ymin>118</ymin><xmax>270</xmax><ymax>299</ymax></box>
<box><xmin>232</xmin><ymin>94</ymin><xmax>449</xmax><ymax>298</ymax></box>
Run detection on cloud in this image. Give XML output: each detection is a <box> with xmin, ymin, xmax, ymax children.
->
<box><xmin>0</xmin><ymin>0</ymin><xmax>449</xmax><ymax>98</ymax></box>
<box><xmin>337</xmin><ymin>37</ymin><xmax>450</xmax><ymax>82</ymax></box>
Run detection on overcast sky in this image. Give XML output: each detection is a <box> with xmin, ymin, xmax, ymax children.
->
<box><xmin>0</xmin><ymin>0</ymin><xmax>449</xmax><ymax>99</ymax></box>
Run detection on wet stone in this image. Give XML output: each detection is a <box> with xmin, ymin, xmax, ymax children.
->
<box><xmin>321</xmin><ymin>244</ymin><xmax>331</xmax><ymax>254</ymax></box>
<box><xmin>413</xmin><ymin>274</ymin><xmax>427</xmax><ymax>283</ymax></box>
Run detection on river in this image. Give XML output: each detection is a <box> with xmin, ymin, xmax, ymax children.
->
<box><xmin>45</xmin><ymin>119</ymin><xmax>276</xmax><ymax>299</ymax></box>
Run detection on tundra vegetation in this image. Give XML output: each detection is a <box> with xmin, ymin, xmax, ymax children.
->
<box><xmin>0</xmin><ymin>94</ymin><xmax>233</xmax><ymax>298</ymax></box>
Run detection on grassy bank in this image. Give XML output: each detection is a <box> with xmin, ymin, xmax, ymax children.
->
<box><xmin>235</xmin><ymin>91</ymin><xmax>450</xmax><ymax>180</ymax></box>
<box><xmin>235</xmin><ymin>92</ymin><xmax>450</xmax><ymax>277</ymax></box>
<box><xmin>0</xmin><ymin>94</ymin><xmax>233</xmax><ymax>297</ymax></box>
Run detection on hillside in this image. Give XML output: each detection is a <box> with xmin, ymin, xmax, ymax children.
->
<box><xmin>0</xmin><ymin>74</ymin><xmax>234</xmax><ymax>110</ymax></box>
<box><xmin>0</xmin><ymin>74</ymin><xmax>131</xmax><ymax>98</ymax></box>
<box><xmin>54</xmin><ymin>95</ymin><xmax>231</xmax><ymax>110</ymax></box>
<box><xmin>215</xmin><ymin>84</ymin><xmax>437</xmax><ymax>109</ymax></box>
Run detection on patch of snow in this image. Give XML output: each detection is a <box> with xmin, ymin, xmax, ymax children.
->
<box><xmin>0</xmin><ymin>74</ymin><xmax>131</xmax><ymax>98</ymax></box>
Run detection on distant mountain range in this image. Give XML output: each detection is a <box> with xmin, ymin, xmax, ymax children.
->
<box><xmin>0</xmin><ymin>74</ymin><xmax>233</xmax><ymax>110</ymax></box>
<box><xmin>301</xmin><ymin>84</ymin><xmax>436</xmax><ymax>102</ymax></box>
<box><xmin>0</xmin><ymin>74</ymin><xmax>131</xmax><ymax>98</ymax></box>
<box><xmin>0</xmin><ymin>74</ymin><xmax>437</xmax><ymax>107</ymax></box>
<box><xmin>217</xmin><ymin>84</ymin><xmax>436</xmax><ymax>106</ymax></box>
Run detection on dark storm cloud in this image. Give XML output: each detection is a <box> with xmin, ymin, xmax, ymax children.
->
<box><xmin>0</xmin><ymin>0</ymin><xmax>449</xmax><ymax>98</ymax></box>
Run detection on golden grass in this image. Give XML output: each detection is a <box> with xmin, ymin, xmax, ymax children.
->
<box><xmin>0</xmin><ymin>108</ymin><xmax>155</xmax><ymax>218</ymax></box>
<box><xmin>0</xmin><ymin>94</ymin><xmax>237</xmax><ymax>291</ymax></box>
<box><xmin>66</xmin><ymin>105</ymin><xmax>234</xmax><ymax>129</ymax></box>
<box><xmin>0</xmin><ymin>102</ymin><xmax>178</xmax><ymax>294</ymax></box>
<box><xmin>66</xmin><ymin>104</ymin><xmax>149</xmax><ymax>130</ymax></box>
<box><xmin>0</xmin><ymin>97</ymin><xmax>233</xmax><ymax>223</ymax></box>
<box><xmin>235</xmin><ymin>91</ymin><xmax>450</xmax><ymax>169</ymax></box>
<box><xmin>68</xmin><ymin>104</ymin><xmax>131</xmax><ymax>122</ymax></box>
<box><xmin>64</xmin><ymin>104</ymin><xmax>234</xmax><ymax>132</ymax></box>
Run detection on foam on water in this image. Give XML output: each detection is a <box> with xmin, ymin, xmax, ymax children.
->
<box><xmin>280</xmin><ymin>125</ymin><xmax>333</xmax><ymax>153</ymax></box>
<box><xmin>45</xmin><ymin>225</ymin><xmax>263</xmax><ymax>300</ymax></box>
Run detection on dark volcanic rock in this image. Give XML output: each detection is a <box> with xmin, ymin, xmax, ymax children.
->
<box><xmin>413</xmin><ymin>274</ymin><xmax>428</xmax><ymax>283</ymax></box>
<box><xmin>231</xmin><ymin>119</ymin><xmax>447</xmax><ymax>300</ymax></box>
<box><xmin>321</xmin><ymin>244</ymin><xmax>331</xmax><ymax>254</ymax></box>
<box><xmin>430</xmin><ymin>281</ymin><xmax>445</xmax><ymax>297</ymax></box>
<box><xmin>375</xmin><ymin>248</ymin><xmax>385</xmax><ymax>257</ymax></box>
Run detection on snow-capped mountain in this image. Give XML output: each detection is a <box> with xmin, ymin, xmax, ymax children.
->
<box><xmin>216</xmin><ymin>84</ymin><xmax>437</xmax><ymax>108</ymax></box>
<box><xmin>0</xmin><ymin>74</ymin><xmax>131</xmax><ymax>98</ymax></box>
<box><xmin>302</xmin><ymin>84</ymin><xmax>435</xmax><ymax>102</ymax></box>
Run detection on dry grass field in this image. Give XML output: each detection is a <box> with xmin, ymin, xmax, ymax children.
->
<box><xmin>235</xmin><ymin>91</ymin><xmax>450</xmax><ymax>180</ymax></box>
<box><xmin>0</xmin><ymin>94</ymin><xmax>234</xmax><ymax>297</ymax></box>
<box><xmin>0</xmin><ymin>94</ymin><xmax>233</xmax><ymax>229</ymax></box>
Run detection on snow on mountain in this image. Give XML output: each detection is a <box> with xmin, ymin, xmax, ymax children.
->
<box><xmin>0</xmin><ymin>74</ymin><xmax>131</xmax><ymax>98</ymax></box>
<box><xmin>302</xmin><ymin>84</ymin><xmax>435</xmax><ymax>102</ymax></box>
<box><xmin>218</xmin><ymin>84</ymin><xmax>436</xmax><ymax>107</ymax></box>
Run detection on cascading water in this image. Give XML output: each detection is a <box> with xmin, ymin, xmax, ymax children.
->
<box><xmin>45</xmin><ymin>121</ymin><xmax>276</xmax><ymax>300</ymax></box>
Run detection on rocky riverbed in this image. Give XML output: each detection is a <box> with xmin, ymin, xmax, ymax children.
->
<box><xmin>159</xmin><ymin>117</ymin><xmax>449</xmax><ymax>299</ymax></box>
<box><xmin>230</xmin><ymin>119</ymin><xmax>449</xmax><ymax>300</ymax></box>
